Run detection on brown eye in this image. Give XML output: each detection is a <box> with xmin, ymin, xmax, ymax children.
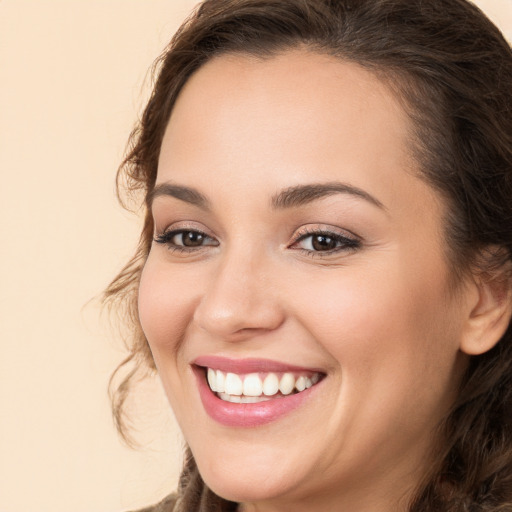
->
<box><xmin>292</xmin><ymin>230</ymin><xmax>361</xmax><ymax>255</ymax></box>
<box><xmin>178</xmin><ymin>231</ymin><xmax>206</xmax><ymax>247</ymax></box>
<box><xmin>311</xmin><ymin>234</ymin><xmax>338</xmax><ymax>251</ymax></box>
<box><xmin>154</xmin><ymin>229</ymin><xmax>219</xmax><ymax>250</ymax></box>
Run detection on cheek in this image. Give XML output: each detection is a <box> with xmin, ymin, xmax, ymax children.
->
<box><xmin>293</xmin><ymin>256</ymin><xmax>461</xmax><ymax>403</ymax></box>
<box><xmin>138</xmin><ymin>256</ymin><xmax>206</xmax><ymax>428</ymax></box>
<box><xmin>138</xmin><ymin>256</ymin><xmax>198</xmax><ymax>362</ymax></box>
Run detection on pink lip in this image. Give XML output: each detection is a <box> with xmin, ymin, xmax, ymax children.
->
<box><xmin>193</xmin><ymin>355</ymin><xmax>321</xmax><ymax>374</ymax></box>
<box><xmin>192</xmin><ymin>357</ymin><xmax>324</xmax><ymax>428</ymax></box>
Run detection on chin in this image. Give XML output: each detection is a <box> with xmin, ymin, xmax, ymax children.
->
<box><xmin>193</xmin><ymin>446</ymin><xmax>307</xmax><ymax>505</ymax></box>
<box><xmin>202</xmin><ymin>473</ymin><xmax>292</xmax><ymax>505</ymax></box>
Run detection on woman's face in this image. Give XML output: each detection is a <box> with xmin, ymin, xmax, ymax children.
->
<box><xmin>139</xmin><ymin>51</ymin><xmax>471</xmax><ymax>511</ymax></box>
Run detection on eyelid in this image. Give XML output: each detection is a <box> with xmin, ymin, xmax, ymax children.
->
<box><xmin>289</xmin><ymin>224</ymin><xmax>362</xmax><ymax>256</ymax></box>
<box><xmin>154</xmin><ymin>220</ymin><xmax>217</xmax><ymax>238</ymax></box>
<box><xmin>152</xmin><ymin>220</ymin><xmax>361</xmax><ymax>257</ymax></box>
<box><xmin>154</xmin><ymin>228</ymin><xmax>217</xmax><ymax>244</ymax></box>
<box><xmin>292</xmin><ymin>224</ymin><xmax>361</xmax><ymax>243</ymax></box>
<box><xmin>153</xmin><ymin>221</ymin><xmax>220</xmax><ymax>251</ymax></box>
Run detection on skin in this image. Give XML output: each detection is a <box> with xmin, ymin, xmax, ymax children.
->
<box><xmin>138</xmin><ymin>51</ymin><xmax>480</xmax><ymax>511</ymax></box>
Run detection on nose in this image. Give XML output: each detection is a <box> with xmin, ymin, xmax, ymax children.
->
<box><xmin>193</xmin><ymin>250</ymin><xmax>285</xmax><ymax>341</ymax></box>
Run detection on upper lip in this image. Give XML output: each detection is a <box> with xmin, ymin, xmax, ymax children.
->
<box><xmin>193</xmin><ymin>355</ymin><xmax>324</xmax><ymax>374</ymax></box>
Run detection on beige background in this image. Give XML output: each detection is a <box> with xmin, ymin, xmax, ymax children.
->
<box><xmin>0</xmin><ymin>1</ymin><xmax>511</xmax><ymax>511</ymax></box>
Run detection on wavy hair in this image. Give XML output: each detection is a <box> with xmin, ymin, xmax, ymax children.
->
<box><xmin>104</xmin><ymin>0</ymin><xmax>512</xmax><ymax>509</ymax></box>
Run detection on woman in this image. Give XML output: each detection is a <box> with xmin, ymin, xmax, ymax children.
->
<box><xmin>105</xmin><ymin>0</ymin><xmax>512</xmax><ymax>510</ymax></box>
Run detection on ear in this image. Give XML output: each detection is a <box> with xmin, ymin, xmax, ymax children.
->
<box><xmin>460</xmin><ymin>264</ymin><xmax>512</xmax><ymax>356</ymax></box>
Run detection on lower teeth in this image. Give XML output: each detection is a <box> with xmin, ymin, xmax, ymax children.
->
<box><xmin>217</xmin><ymin>391</ymin><xmax>297</xmax><ymax>403</ymax></box>
<box><xmin>217</xmin><ymin>392</ymin><xmax>272</xmax><ymax>403</ymax></box>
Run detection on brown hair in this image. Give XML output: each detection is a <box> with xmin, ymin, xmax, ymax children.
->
<box><xmin>105</xmin><ymin>0</ymin><xmax>512</xmax><ymax>510</ymax></box>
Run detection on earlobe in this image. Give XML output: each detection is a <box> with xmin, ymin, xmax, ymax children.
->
<box><xmin>460</xmin><ymin>268</ymin><xmax>512</xmax><ymax>356</ymax></box>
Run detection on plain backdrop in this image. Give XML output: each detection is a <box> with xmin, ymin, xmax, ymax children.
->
<box><xmin>0</xmin><ymin>1</ymin><xmax>511</xmax><ymax>511</ymax></box>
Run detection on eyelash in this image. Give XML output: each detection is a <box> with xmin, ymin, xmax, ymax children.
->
<box><xmin>291</xmin><ymin>228</ymin><xmax>361</xmax><ymax>257</ymax></box>
<box><xmin>154</xmin><ymin>229</ymin><xmax>218</xmax><ymax>254</ymax></box>
<box><xmin>153</xmin><ymin>227</ymin><xmax>361</xmax><ymax>257</ymax></box>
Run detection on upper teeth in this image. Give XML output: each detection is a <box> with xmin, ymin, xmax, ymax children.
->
<box><xmin>207</xmin><ymin>368</ymin><xmax>320</xmax><ymax>397</ymax></box>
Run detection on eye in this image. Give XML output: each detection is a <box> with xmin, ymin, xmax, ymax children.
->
<box><xmin>291</xmin><ymin>229</ymin><xmax>361</xmax><ymax>255</ymax></box>
<box><xmin>154</xmin><ymin>229</ymin><xmax>219</xmax><ymax>251</ymax></box>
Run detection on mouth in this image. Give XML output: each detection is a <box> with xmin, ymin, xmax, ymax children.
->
<box><xmin>192</xmin><ymin>356</ymin><xmax>326</xmax><ymax>427</ymax></box>
<box><xmin>206</xmin><ymin>367</ymin><xmax>321</xmax><ymax>403</ymax></box>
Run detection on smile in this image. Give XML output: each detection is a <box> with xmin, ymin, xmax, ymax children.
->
<box><xmin>193</xmin><ymin>356</ymin><xmax>325</xmax><ymax>427</ymax></box>
<box><xmin>207</xmin><ymin>368</ymin><xmax>321</xmax><ymax>403</ymax></box>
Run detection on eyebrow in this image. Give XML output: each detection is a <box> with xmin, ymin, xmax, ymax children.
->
<box><xmin>147</xmin><ymin>182</ymin><xmax>211</xmax><ymax>210</ymax></box>
<box><xmin>271</xmin><ymin>182</ymin><xmax>386</xmax><ymax>211</ymax></box>
<box><xmin>148</xmin><ymin>180</ymin><xmax>385</xmax><ymax>212</ymax></box>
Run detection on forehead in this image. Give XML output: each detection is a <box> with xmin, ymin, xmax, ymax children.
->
<box><xmin>165</xmin><ymin>51</ymin><xmax>411</xmax><ymax>149</ymax></box>
<box><xmin>158</xmin><ymin>50</ymin><xmax>439</xmax><ymax>220</ymax></box>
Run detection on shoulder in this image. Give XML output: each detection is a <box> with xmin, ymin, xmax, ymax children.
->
<box><xmin>127</xmin><ymin>494</ymin><xmax>178</xmax><ymax>512</ymax></box>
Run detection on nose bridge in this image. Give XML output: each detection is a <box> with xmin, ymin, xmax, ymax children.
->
<box><xmin>193</xmin><ymin>244</ymin><xmax>283</xmax><ymax>339</ymax></box>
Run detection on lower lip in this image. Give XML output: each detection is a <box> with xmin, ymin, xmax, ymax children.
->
<box><xmin>193</xmin><ymin>366</ymin><xmax>321</xmax><ymax>427</ymax></box>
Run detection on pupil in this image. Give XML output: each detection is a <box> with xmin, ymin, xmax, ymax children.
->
<box><xmin>312</xmin><ymin>235</ymin><xmax>336</xmax><ymax>251</ymax></box>
<box><xmin>183</xmin><ymin>231</ymin><xmax>204</xmax><ymax>247</ymax></box>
